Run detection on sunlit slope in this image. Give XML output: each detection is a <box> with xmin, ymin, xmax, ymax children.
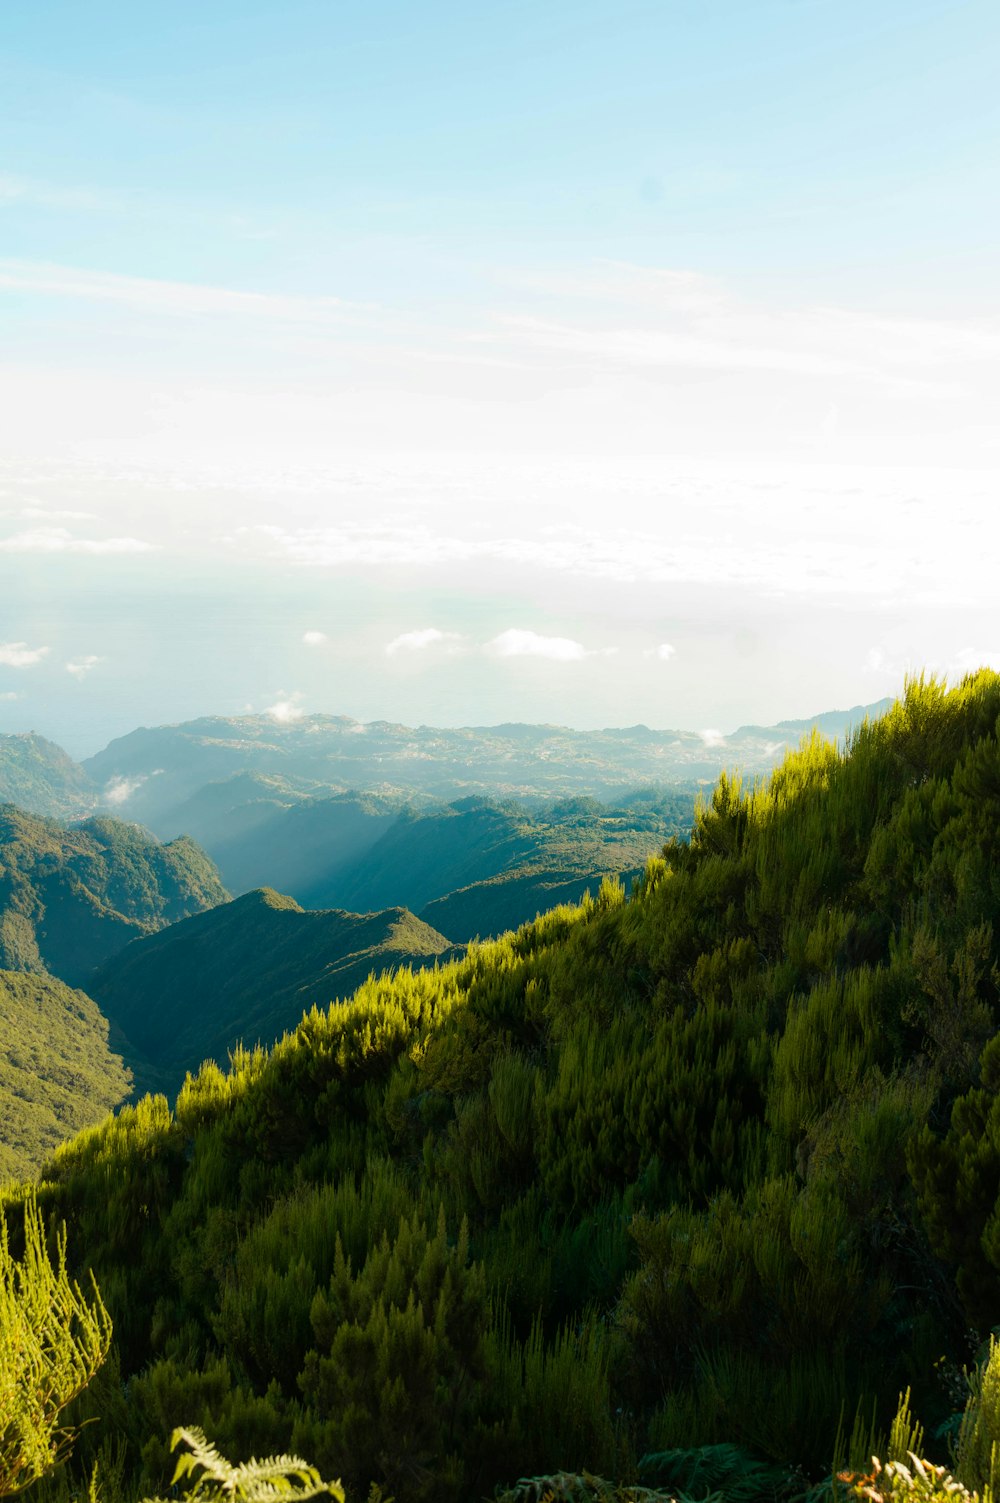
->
<box><xmin>0</xmin><ymin>805</ymin><xmax>228</xmax><ymax>985</ymax></box>
<box><xmin>17</xmin><ymin>674</ymin><xmax>1000</xmax><ymax>1503</ymax></box>
<box><xmin>0</xmin><ymin>970</ymin><xmax>131</xmax><ymax>1181</ymax></box>
<box><xmin>88</xmin><ymin>886</ymin><xmax>462</xmax><ymax>1081</ymax></box>
<box><xmin>0</xmin><ymin>732</ymin><xmax>97</xmax><ymax>818</ymax></box>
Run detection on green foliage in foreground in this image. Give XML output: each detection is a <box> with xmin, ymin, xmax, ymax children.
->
<box><xmin>0</xmin><ymin>1198</ymin><xmax>111</xmax><ymax>1497</ymax></box>
<box><xmin>13</xmin><ymin>672</ymin><xmax>1000</xmax><ymax>1503</ymax></box>
<box><xmin>141</xmin><ymin>1426</ymin><xmax>343</xmax><ymax>1503</ymax></box>
<box><xmin>0</xmin><ymin>972</ymin><xmax>132</xmax><ymax>1181</ymax></box>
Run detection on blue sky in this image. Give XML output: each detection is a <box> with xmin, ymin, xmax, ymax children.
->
<box><xmin>2</xmin><ymin>1</ymin><xmax>999</xmax><ymax>753</ymax></box>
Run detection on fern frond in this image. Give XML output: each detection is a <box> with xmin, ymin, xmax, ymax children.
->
<box><xmin>157</xmin><ymin>1428</ymin><xmax>343</xmax><ymax>1503</ymax></box>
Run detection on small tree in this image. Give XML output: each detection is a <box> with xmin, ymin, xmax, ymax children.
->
<box><xmin>0</xmin><ymin>1196</ymin><xmax>112</xmax><ymax>1497</ymax></box>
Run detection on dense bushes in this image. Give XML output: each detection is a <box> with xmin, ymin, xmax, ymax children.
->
<box><xmin>11</xmin><ymin>672</ymin><xmax>1000</xmax><ymax>1501</ymax></box>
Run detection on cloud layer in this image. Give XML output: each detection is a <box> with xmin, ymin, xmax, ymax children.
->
<box><xmin>385</xmin><ymin>628</ymin><xmax>463</xmax><ymax>655</ymax></box>
<box><xmin>66</xmin><ymin>655</ymin><xmax>103</xmax><ymax>679</ymax></box>
<box><xmin>0</xmin><ymin>526</ymin><xmax>153</xmax><ymax>555</ymax></box>
<box><xmin>484</xmin><ymin>629</ymin><xmax>590</xmax><ymax>662</ymax></box>
<box><xmin>0</xmin><ymin>641</ymin><xmax>49</xmax><ymax>668</ymax></box>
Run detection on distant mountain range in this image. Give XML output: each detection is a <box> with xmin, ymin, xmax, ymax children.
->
<box><xmin>0</xmin><ymin>700</ymin><xmax>893</xmax><ymax>828</ymax></box>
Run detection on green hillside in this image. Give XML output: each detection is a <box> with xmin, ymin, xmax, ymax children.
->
<box><xmin>8</xmin><ymin>674</ymin><xmax>999</xmax><ymax>1503</ymax></box>
<box><xmin>0</xmin><ymin>970</ymin><xmax>131</xmax><ymax>1181</ymax></box>
<box><xmin>318</xmin><ymin>793</ymin><xmax>694</xmax><ymax>937</ymax></box>
<box><xmin>418</xmin><ymin>864</ymin><xmax>641</xmax><ymax>939</ymax></box>
<box><xmin>0</xmin><ymin>732</ymin><xmax>97</xmax><ymax>819</ymax></box>
<box><xmin>205</xmin><ymin>790</ymin><xmax>689</xmax><ymax>928</ymax></box>
<box><xmin>163</xmin><ymin>783</ymin><xmax>693</xmax><ymax>941</ymax></box>
<box><xmin>88</xmin><ymin>886</ymin><xmax>461</xmax><ymax>1081</ymax></box>
<box><xmin>0</xmin><ymin>805</ymin><xmax>228</xmax><ymax>985</ymax></box>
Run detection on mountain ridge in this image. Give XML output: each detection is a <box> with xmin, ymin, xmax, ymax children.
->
<box><xmin>78</xmin><ymin>697</ymin><xmax>894</xmax><ymax>829</ymax></box>
<box><xmin>88</xmin><ymin>885</ymin><xmax>463</xmax><ymax>1083</ymax></box>
<box><xmin>0</xmin><ymin>804</ymin><xmax>228</xmax><ymax>986</ymax></box>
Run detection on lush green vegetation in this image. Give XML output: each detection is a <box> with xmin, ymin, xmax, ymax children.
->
<box><xmin>419</xmin><ymin>863</ymin><xmax>637</xmax><ymax>943</ymax></box>
<box><xmin>0</xmin><ymin>972</ymin><xmax>132</xmax><ymax>1182</ymax></box>
<box><xmin>165</xmin><ymin>783</ymin><xmax>694</xmax><ymax>945</ymax></box>
<box><xmin>305</xmin><ymin>793</ymin><xmax>695</xmax><ymax>935</ymax></box>
<box><xmin>7</xmin><ymin>674</ymin><xmax>1000</xmax><ymax>1503</ymax></box>
<box><xmin>88</xmin><ymin>888</ymin><xmax>460</xmax><ymax>1086</ymax></box>
<box><xmin>0</xmin><ymin>1197</ymin><xmax>111</xmax><ymax>1496</ymax></box>
<box><xmin>0</xmin><ymin>806</ymin><xmax>228</xmax><ymax>986</ymax></box>
<box><xmin>0</xmin><ymin>735</ymin><xmax>97</xmax><ymax>822</ymax></box>
<box><xmin>141</xmin><ymin>1426</ymin><xmax>345</xmax><ymax>1503</ymax></box>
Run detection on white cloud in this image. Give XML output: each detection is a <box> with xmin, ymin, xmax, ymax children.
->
<box><xmin>302</xmin><ymin>630</ymin><xmax>329</xmax><ymax>646</ymax></box>
<box><xmin>647</xmin><ymin>642</ymin><xmax>676</xmax><ymax>661</ymax></box>
<box><xmin>239</xmin><ymin>501</ymin><xmax>916</xmax><ymax>598</ymax></box>
<box><xmin>864</xmin><ymin>648</ymin><xmax>904</xmax><ymax>677</ymax></box>
<box><xmin>245</xmin><ymin>522</ymin><xmax>473</xmax><ymax>570</ymax></box>
<box><xmin>491</xmin><ymin>263</ymin><xmax>1000</xmax><ymax>393</ymax></box>
<box><xmin>484</xmin><ymin>629</ymin><xmax>591</xmax><ymax>662</ymax></box>
<box><xmin>21</xmin><ymin>506</ymin><xmax>98</xmax><ymax>521</ymax></box>
<box><xmin>0</xmin><ymin>691</ymin><xmax>21</xmax><ymax>701</ymax></box>
<box><xmin>497</xmin><ymin>312</ymin><xmax>877</xmax><ymax>382</ymax></box>
<box><xmin>0</xmin><ymin>641</ymin><xmax>49</xmax><ymax>668</ymax></box>
<box><xmin>941</xmin><ymin>648</ymin><xmax>1000</xmax><ymax>676</ymax></box>
<box><xmin>501</xmin><ymin>262</ymin><xmax>727</xmax><ymax>317</ymax></box>
<box><xmin>865</xmin><ymin>645</ymin><xmax>1000</xmax><ymax>681</ymax></box>
<box><xmin>264</xmin><ymin>693</ymin><xmax>305</xmax><ymax>723</ymax></box>
<box><xmin>385</xmin><ymin>628</ymin><xmax>463</xmax><ymax>655</ymax></box>
<box><xmin>0</xmin><ymin>526</ymin><xmax>154</xmax><ymax>555</ymax></box>
<box><xmin>699</xmin><ymin>728</ymin><xmax>727</xmax><ymax>748</ymax></box>
<box><xmin>104</xmin><ymin>774</ymin><xmax>145</xmax><ymax>806</ymax></box>
<box><xmin>65</xmin><ymin>655</ymin><xmax>103</xmax><ymax>679</ymax></box>
<box><xmin>0</xmin><ymin>259</ymin><xmax>360</xmax><ymax>325</ymax></box>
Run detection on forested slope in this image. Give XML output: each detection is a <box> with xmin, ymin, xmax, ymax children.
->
<box><xmin>0</xmin><ymin>731</ymin><xmax>97</xmax><ymax>819</ymax></box>
<box><xmin>0</xmin><ymin>970</ymin><xmax>131</xmax><ymax>1181</ymax></box>
<box><xmin>306</xmin><ymin>794</ymin><xmax>689</xmax><ymax>920</ymax></box>
<box><xmin>10</xmin><ymin>674</ymin><xmax>1000</xmax><ymax>1503</ymax></box>
<box><xmin>203</xmin><ymin>789</ymin><xmax>694</xmax><ymax>941</ymax></box>
<box><xmin>0</xmin><ymin>806</ymin><xmax>228</xmax><ymax>985</ymax></box>
<box><xmin>88</xmin><ymin>887</ymin><xmax>461</xmax><ymax>1082</ymax></box>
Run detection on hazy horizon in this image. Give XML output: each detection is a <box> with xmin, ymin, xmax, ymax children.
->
<box><xmin>4</xmin><ymin>680</ymin><xmax>900</xmax><ymax>765</ymax></box>
<box><xmin>3</xmin><ymin>2</ymin><xmax>998</xmax><ymax>754</ymax></box>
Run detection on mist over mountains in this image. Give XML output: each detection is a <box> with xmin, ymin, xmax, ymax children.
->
<box><xmin>0</xmin><ymin>699</ymin><xmax>892</xmax><ymax>827</ymax></box>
